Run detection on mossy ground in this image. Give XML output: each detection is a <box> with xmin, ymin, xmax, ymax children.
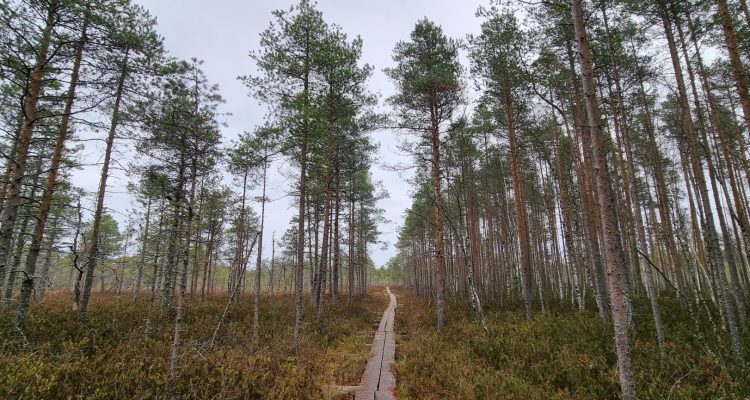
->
<box><xmin>0</xmin><ymin>288</ymin><xmax>389</xmax><ymax>399</ymax></box>
<box><xmin>393</xmin><ymin>289</ymin><xmax>750</xmax><ymax>399</ymax></box>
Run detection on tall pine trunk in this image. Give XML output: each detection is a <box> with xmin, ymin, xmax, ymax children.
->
<box><xmin>253</xmin><ymin>151</ymin><xmax>268</xmax><ymax>344</ymax></box>
<box><xmin>294</xmin><ymin>54</ymin><xmax>311</xmax><ymax>351</ymax></box>
<box><xmin>431</xmin><ymin>110</ymin><xmax>447</xmax><ymax>329</ymax></box>
<box><xmin>133</xmin><ymin>196</ymin><xmax>152</xmax><ymax>302</ymax></box>
<box><xmin>0</xmin><ymin>2</ymin><xmax>57</xmax><ymax>283</ymax></box>
<box><xmin>715</xmin><ymin>0</ymin><xmax>750</xmax><ymax>138</ymax></box>
<box><xmin>14</xmin><ymin>17</ymin><xmax>88</xmax><ymax>329</ymax></box>
<box><xmin>78</xmin><ymin>49</ymin><xmax>130</xmax><ymax>321</ymax></box>
<box><xmin>660</xmin><ymin>1</ymin><xmax>744</xmax><ymax>362</ymax></box>
<box><xmin>505</xmin><ymin>91</ymin><xmax>534</xmax><ymax>319</ymax></box>
<box><xmin>170</xmin><ymin>161</ymin><xmax>198</xmax><ymax>378</ymax></box>
<box><xmin>571</xmin><ymin>1</ymin><xmax>636</xmax><ymax>398</ymax></box>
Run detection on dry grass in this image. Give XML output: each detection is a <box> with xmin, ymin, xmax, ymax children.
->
<box><xmin>393</xmin><ymin>291</ymin><xmax>750</xmax><ymax>399</ymax></box>
<box><xmin>0</xmin><ymin>288</ymin><xmax>390</xmax><ymax>399</ymax></box>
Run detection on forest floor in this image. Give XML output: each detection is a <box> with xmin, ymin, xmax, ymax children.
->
<box><xmin>393</xmin><ymin>289</ymin><xmax>750</xmax><ymax>399</ymax></box>
<box><xmin>2</xmin><ymin>288</ymin><xmax>748</xmax><ymax>399</ymax></box>
<box><xmin>0</xmin><ymin>288</ymin><xmax>389</xmax><ymax>399</ymax></box>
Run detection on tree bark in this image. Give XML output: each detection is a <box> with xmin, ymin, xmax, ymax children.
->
<box><xmin>676</xmin><ymin>14</ymin><xmax>748</xmax><ymax>325</ymax></box>
<box><xmin>0</xmin><ymin>1</ymin><xmax>57</xmax><ymax>284</ymax></box>
<box><xmin>571</xmin><ymin>1</ymin><xmax>636</xmax><ymax>398</ymax></box>
<box><xmin>133</xmin><ymin>196</ymin><xmax>152</xmax><ymax>302</ymax></box>
<box><xmin>715</xmin><ymin>0</ymin><xmax>750</xmax><ymax>138</ymax></box>
<box><xmin>254</xmin><ymin>151</ymin><xmax>268</xmax><ymax>344</ymax></box>
<box><xmin>332</xmin><ymin>163</ymin><xmax>341</xmax><ymax>303</ymax></box>
<box><xmin>2</xmin><ymin>164</ymin><xmax>41</xmax><ymax>313</ymax></box>
<box><xmin>170</xmin><ymin>161</ymin><xmax>199</xmax><ymax>379</ymax></box>
<box><xmin>294</xmin><ymin>47</ymin><xmax>311</xmax><ymax>351</ymax></box>
<box><xmin>660</xmin><ymin>2</ymin><xmax>744</xmax><ymax>362</ymax></box>
<box><xmin>431</xmin><ymin>109</ymin><xmax>447</xmax><ymax>330</ymax></box>
<box><xmin>38</xmin><ymin>215</ymin><xmax>60</xmax><ymax>300</ymax></box>
<box><xmin>566</xmin><ymin>41</ymin><xmax>609</xmax><ymax>320</ymax></box>
<box><xmin>348</xmin><ymin>194</ymin><xmax>356</xmax><ymax>301</ymax></box>
<box><xmin>551</xmin><ymin>110</ymin><xmax>584</xmax><ymax>311</ymax></box>
<box><xmin>505</xmin><ymin>91</ymin><xmax>534</xmax><ymax>319</ymax></box>
<box><xmin>14</xmin><ymin>17</ymin><xmax>88</xmax><ymax>329</ymax></box>
<box><xmin>78</xmin><ymin>49</ymin><xmax>130</xmax><ymax>321</ymax></box>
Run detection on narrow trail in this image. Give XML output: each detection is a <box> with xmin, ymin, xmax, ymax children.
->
<box><xmin>355</xmin><ymin>287</ymin><xmax>397</xmax><ymax>400</ymax></box>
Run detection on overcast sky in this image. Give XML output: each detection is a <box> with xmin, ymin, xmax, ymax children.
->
<box><xmin>72</xmin><ymin>0</ymin><xmax>488</xmax><ymax>267</ymax></box>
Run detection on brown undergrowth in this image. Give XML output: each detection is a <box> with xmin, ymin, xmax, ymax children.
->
<box><xmin>393</xmin><ymin>290</ymin><xmax>750</xmax><ymax>399</ymax></box>
<box><xmin>0</xmin><ymin>288</ymin><xmax>389</xmax><ymax>399</ymax></box>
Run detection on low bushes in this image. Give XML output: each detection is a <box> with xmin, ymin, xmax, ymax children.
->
<box><xmin>0</xmin><ymin>290</ymin><xmax>389</xmax><ymax>399</ymax></box>
<box><xmin>394</xmin><ymin>291</ymin><xmax>749</xmax><ymax>399</ymax></box>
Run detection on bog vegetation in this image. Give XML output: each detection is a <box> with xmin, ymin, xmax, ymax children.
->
<box><xmin>0</xmin><ymin>291</ymin><xmax>389</xmax><ymax>399</ymax></box>
<box><xmin>394</xmin><ymin>291</ymin><xmax>749</xmax><ymax>399</ymax></box>
<box><xmin>0</xmin><ymin>0</ymin><xmax>749</xmax><ymax>398</ymax></box>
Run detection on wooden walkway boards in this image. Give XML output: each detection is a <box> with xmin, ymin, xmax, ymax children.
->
<box><xmin>355</xmin><ymin>287</ymin><xmax>397</xmax><ymax>400</ymax></box>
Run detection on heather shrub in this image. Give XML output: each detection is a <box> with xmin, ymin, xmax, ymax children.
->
<box><xmin>394</xmin><ymin>291</ymin><xmax>750</xmax><ymax>399</ymax></box>
<box><xmin>0</xmin><ymin>290</ymin><xmax>389</xmax><ymax>399</ymax></box>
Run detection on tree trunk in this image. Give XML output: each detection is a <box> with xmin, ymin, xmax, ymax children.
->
<box><xmin>2</xmin><ymin>165</ymin><xmax>41</xmax><ymax>313</ymax></box>
<box><xmin>189</xmin><ymin>180</ymin><xmax>205</xmax><ymax>297</ymax></box>
<box><xmin>200</xmin><ymin>223</ymin><xmax>215</xmax><ymax>301</ymax></box>
<box><xmin>230</xmin><ymin>168</ymin><xmax>248</xmax><ymax>302</ymax></box>
<box><xmin>505</xmin><ymin>91</ymin><xmax>534</xmax><ymax>319</ymax></box>
<box><xmin>253</xmin><ymin>152</ymin><xmax>268</xmax><ymax>344</ymax></box>
<box><xmin>571</xmin><ymin>1</ymin><xmax>636</xmax><ymax>398</ymax></box>
<box><xmin>660</xmin><ymin>2</ymin><xmax>744</xmax><ymax>362</ymax></box>
<box><xmin>14</xmin><ymin>17</ymin><xmax>88</xmax><ymax>328</ymax></box>
<box><xmin>170</xmin><ymin>161</ymin><xmax>199</xmax><ymax>379</ymax></box>
<box><xmin>316</xmin><ymin>193</ymin><xmax>331</xmax><ymax>318</ymax></box>
<box><xmin>160</xmin><ymin>180</ymin><xmax>183</xmax><ymax>313</ymax></box>
<box><xmin>551</xmin><ymin>110</ymin><xmax>584</xmax><ymax>311</ymax></box>
<box><xmin>38</xmin><ymin>215</ymin><xmax>60</xmax><ymax>300</ymax></box>
<box><xmin>676</xmin><ymin>15</ymin><xmax>748</xmax><ymax>325</ymax></box>
<box><xmin>431</xmin><ymin>110</ymin><xmax>447</xmax><ymax>329</ymax></box>
<box><xmin>78</xmin><ymin>49</ymin><xmax>130</xmax><ymax>321</ymax></box>
<box><xmin>317</xmin><ymin>118</ymin><xmax>335</xmax><ymax>320</ymax></box>
<box><xmin>348</xmin><ymin>194</ymin><xmax>356</xmax><ymax>301</ymax></box>
<box><xmin>294</xmin><ymin>53</ymin><xmax>311</xmax><ymax>351</ymax></box>
<box><xmin>0</xmin><ymin>1</ymin><xmax>57</xmax><ymax>284</ymax></box>
<box><xmin>687</xmin><ymin>12</ymin><xmax>750</xmax><ymax>309</ymax></box>
<box><xmin>0</xmin><ymin>119</ymin><xmax>22</xmax><ymax>213</ymax></box>
<box><xmin>567</xmin><ymin>41</ymin><xmax>609</xmax><ymax>320</ymax></box>
<box><xmin>332</xmin><ymin>163</ymin><xmax>340</xmax><ymax>303</ymax></box>
<box><xmin>133</xmin><ymin>196</ymin><xmax>152</xmax><ymax>302</ymax></box>
<box><xmin>715</xmin><ymin>0</ymin><xmax>750</xmax><ymax>138</ymax></box>
<box><xmin>269</xmin><ymin>231</ymin><xmax>276</xmax><ymax>297</ymax></box>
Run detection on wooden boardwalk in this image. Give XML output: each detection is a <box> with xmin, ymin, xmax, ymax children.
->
<box><xmin>355</xmin><ymin>287</ymin><xmax>397</xmax><ymax>400</ymax></box>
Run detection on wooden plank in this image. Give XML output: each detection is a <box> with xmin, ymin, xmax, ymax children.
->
<box><xmin>356</xmin><ymin>287</ymin><xmax>397</xmax><ymax>400</ymax></box>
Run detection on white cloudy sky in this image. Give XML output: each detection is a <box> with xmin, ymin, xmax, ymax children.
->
<box><xmin>72</xmin><ymin>0</ymin><xmax>488</xmax><ymax>266</ymax></box>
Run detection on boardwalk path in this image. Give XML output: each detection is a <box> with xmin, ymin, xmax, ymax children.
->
<box><xmin>355</xmin><ymin>287</ymin><xmax>397</xmax><ymax>400</ymax></box>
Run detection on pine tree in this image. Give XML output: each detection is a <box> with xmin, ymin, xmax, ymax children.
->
<box><xmin>385</xmin><ymin>18</ymin><xmax>462</xmax><ymax>329</ymax></box>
